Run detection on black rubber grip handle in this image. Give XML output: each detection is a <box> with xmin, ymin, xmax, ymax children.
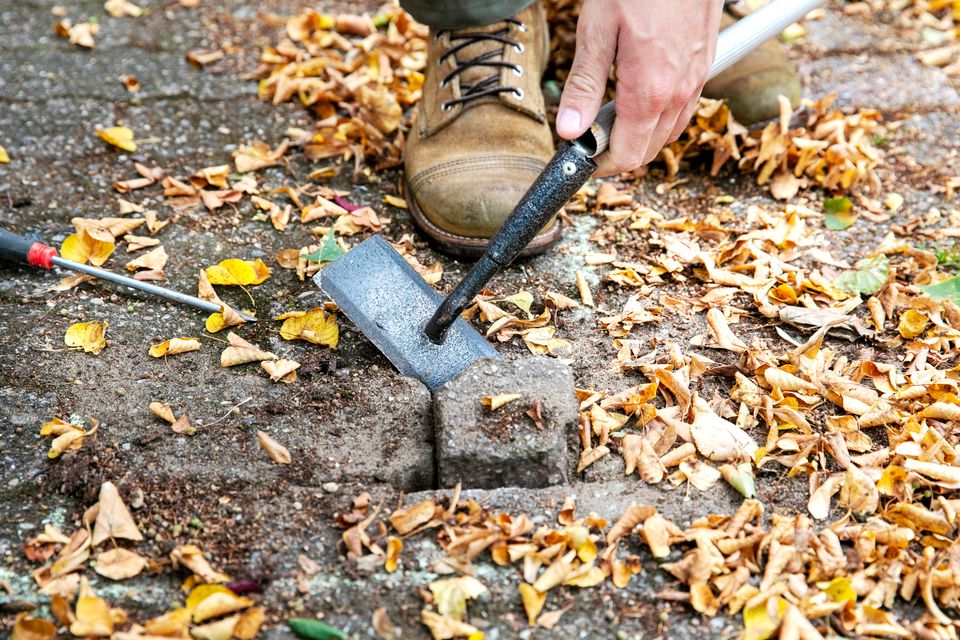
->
<box><xmin>0</xmin><ymin>229</ymin><xmax>36</xmax><ymax>265</ymax></box>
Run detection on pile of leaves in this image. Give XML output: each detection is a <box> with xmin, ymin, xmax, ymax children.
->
<box><xmin>872</xmin><ymin>0</ymin><xmax>960</xmax><ymax>75</ymax></box>
<box><xmin>250</xmin><ymin>6</ymin><xmax>427</xmax><ymax>175</ymax></box>
<box><xmin>14</xmin><ymin>481</ymin><xmax>264</xmax><ymax>639</ymax></box>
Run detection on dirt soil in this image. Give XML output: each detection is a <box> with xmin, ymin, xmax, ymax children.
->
<box><xmin>1</xmin><ymin>1</ymin><xmax>959</xmax><ymax>638</ymax></box>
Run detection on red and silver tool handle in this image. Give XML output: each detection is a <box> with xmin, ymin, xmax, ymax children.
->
<box><xmin>579</xmin><ymin>0</ymin><xmax>828</xmax><ymax>157</ymax></box>
<box><xmin>0</xmin><ymin>229</ymin><xmax>58</xmax><ymax>269</ymax></box>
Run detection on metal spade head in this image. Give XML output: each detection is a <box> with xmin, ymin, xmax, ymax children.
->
<box><xmin>315</xmin><ymin>234</ymin><xmax>500</xmax><ymax>390</ymax></box>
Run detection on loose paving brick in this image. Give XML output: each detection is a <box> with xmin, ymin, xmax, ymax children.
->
<box><xmin>433</xmin><ymin>357</ymin><xmax>578</xmax><ymax>489</ymax></box>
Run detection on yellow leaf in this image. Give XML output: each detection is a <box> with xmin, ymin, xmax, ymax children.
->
<box><xmin>205</xmin><ymin>258</ymin><xmax>270</xmax><ymax>286</ymax></box>
<box><xmin>12</xmin><ymin>613</ymin><xmax>56</xmax><ymax>640</ymax></box>
<box><xmin>898</xmin><ymin>309</ymin><xmax>929</xmax><ymax>338</ymax></box>
<box><xmin>205</xmin><ymin>304</ymin><xmax>247</xmax><ymax>333</ymax></box>
<box><xmin>64</xmin><ymin>321</ymin><xmax>108</xmax><ymax>355</ymax></box>
<box><xmin>97</xmin><ymin>126</ymin><xmax>137</xmax><ymax>152</ymax></box>
<box><xmin>220</xmin><ymin>332</ymin><xmax>276</xmax><ymax>367</ymax></box>
<box><xmin>742</xmin><ymin>597</ymin><xmax>786</xmax><ymax>640</ymax></box>
<box><xmin>191</xmin><ymin>614</ymin><xmax>241</xmax><ymax>640</ymax></box>
<box><xmin>61</xmin><ymin>230</ymin><xmax>115</xmax><ymax>266</ymax></box>
<box><xmin>385</xmin><ymin>536</ymin><xmax>402</xmax><ymax>573</ymax></box>
<box><xmin>69</xmin><ymin>578</ymin><xmax>114</xmax><ymax>637</ymax></box>
<box><xmin>822</xmin><ymin>576</ymin><xmax>856</xmax><ymax>604</ymax></box>
<box><xmin>234</xmin><ymin>606</ymin><xmax>265</xmax><ymax>640</ymax></box>
<box><xmin>420</xmin><ymin>610</ymin><xmax>484</xmax><ymax>640</ymax></box>
<box><xmin>187</xmin><ymin>585</ymin><xmax>253</xmax><ymax>623</ymax></box>
<box><xmin>481</xmin><ymin>394</ymin><xmax>522</xmax><ymax>411</ymax></box>
<box><xmin>278</xmin><ymin>308</ymin><xmax>339</xmax><ymax>348</ymax></box>
<box><xmin>0</xmin><ymin>146</ymin><xmax>9</xmax><ymax>163</ymax></box>
<box><xmin>171</xmin><ymin>545</ymin><xmax>229</xmax><ymax>583</ymax></box>
<box><xmin>261</xmin><ymin>358</ymin><xmax>300</xmax><ymax>383</ymax></box>
<box><xmin>143</xmin><ymin>608</ymin><xmax>190</xmax><ymax>637</ymax></box>
<box><xmin>518</xmin><ymin>583</ymin><xmax>545</xmax><ymax>626</ymax></box>
<box><xmin>149</xmin><ymin>337</ymin><xmax>201</xmax><ymax>357</ymax></box>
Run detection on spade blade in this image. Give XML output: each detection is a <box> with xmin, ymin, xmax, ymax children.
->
<box><xmin>315</xmin><ymin>234</ymin><xmax>500</xmax><ymax>390</ymax></box>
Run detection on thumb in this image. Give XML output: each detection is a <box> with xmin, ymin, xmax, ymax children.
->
<box><xmin>556</xmin><ymin>15</ymin><xmax>617</xmax><ymax>139</ymax></box>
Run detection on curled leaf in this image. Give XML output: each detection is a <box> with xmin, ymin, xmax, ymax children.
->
<box><xmin>149</xmin><ymin>337</ymin><xmax>201</xmax><ymax>357</ymax></box>
<box><xmin>256</xmin><ymin>430</ymin><xmax>292</xmax><ymax>464</ymax></box>
<box><xmin>64</xmin><ymin>321</ymin><xmax>107</xmax><ymax>355</ymax></box>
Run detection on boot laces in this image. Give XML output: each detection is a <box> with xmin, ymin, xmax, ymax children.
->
<box><xmin>437</xmin><ymin>18</ymin><xmax>525</xmax><ymax>111</ymax></box>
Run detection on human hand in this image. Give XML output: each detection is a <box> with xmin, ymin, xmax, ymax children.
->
<box><xmin>556</xmin><ymin>0</ymin><xmax>724</xmax><ymax>177</ymax></box>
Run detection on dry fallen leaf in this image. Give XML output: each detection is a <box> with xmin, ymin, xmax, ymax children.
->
<box><xmin>61</xmin><ymin>229</ymin><xmax>115</xmax><ymax>266</ymax></box>
<box><xmin>91</xmin><ymin>481</ymin><xmax>143</xmax><ymax>546</ymax></box>
<box><xmin>276</xmin><ymin>308</ymin><xmax>339</xmax><ymax>348</ymax></box>
<box><xmin>97</xmin><ymin>126</ymin><xmax>137</xmax><ymax>152</ymax></box>
<box><xmin>69</xmin><ymin>578</ymin><xmax>113</xmax><ymax>637</ymax></box>
<box><xmin>481</xmin><ymin>394</ymin><xmax>522</xmax><ymax>411</ymax></box>
<box><xmin>149</xmin><ymin>337</ymin><xmax>201</xmax><ymax>357</ymax></box>
<box><xmin>256</xmin><ymin>430</ymin><xmax>292</xmax><ymax>464</ymax></box>
<box><xmin>94</xmin><ymin>548</ymin><xmax>146</xmax><ymax>580</ymax></box>
<box><xmin>220</xmin><ymin>332</ymin><xmax>276</xmax><ymax>367</ymax></box>
<box><xmin>170</xmin><ymin>545</ymin><xmax>229</xmax><ymax>583</ymax></box>
<box><xmin>104</xmin><ymin>0</ymin><xmax>143</xmax><ymax>17</ymax></box>
<box><xmin>261</xmin><ymin>358</ymin><xmax>300</xmax><ymax>383</ymax></box>
<box><xmin>205</xmin><ymin>258</ymin><xmax>270</xmax><ymax>286</ymax></box>
<box><xmin>64</xmin><ymin>321</ymin><xmax>107</xmax><ymax>355</ymax></box>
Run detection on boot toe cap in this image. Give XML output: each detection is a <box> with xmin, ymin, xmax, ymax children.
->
<box><xmin>408</xmin><ymin>154</ymin><xmax>548</xmax><ymax>238</ymax></box>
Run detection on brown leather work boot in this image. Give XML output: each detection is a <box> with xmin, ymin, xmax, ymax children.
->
<box><xmin>702</xmin><ymin>10</ymin><xmax>801</xmax><ymax>125</ymax></box>
<box><xmin>403</xmin><ymin>2</ymin><xmax>557</xmax><ymax>258</ymax></box>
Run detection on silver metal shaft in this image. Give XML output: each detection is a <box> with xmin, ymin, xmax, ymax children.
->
<box><xmin>52</xmin><ymin>256</ymin><xmax>257</xmax><ymax>322</ymax></box>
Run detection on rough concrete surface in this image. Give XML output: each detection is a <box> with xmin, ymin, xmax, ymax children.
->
<box><xmin>0</xmin><ymin>0</ymin><xmax>958</xmax><ymax>638</ymax></box>
<box><xmin>434</xmin><ymin>358</ymin><xmax>577</xmax><ymax>489</ymax></box>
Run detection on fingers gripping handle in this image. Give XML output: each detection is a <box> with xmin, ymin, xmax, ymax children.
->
<box><xmin>576</xmin><ymin>0</ymin><xmax>828</xmax><ymax>157</ymax></box>
<box><xmin>0</xmin><ymin>229</ymin><xmax>57</xmax><ymax>269</ymax></box>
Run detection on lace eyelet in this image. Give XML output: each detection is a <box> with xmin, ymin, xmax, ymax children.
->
<box><xmin>514</xmin><ymin>43</ymin><xmax>525</xmax><ymax>54</ymax></box>
<box><xmin>440</xmin><ymin>79</ymin><xmax>449</xmax><ymax>88</ymax></box>
<box><xmin>516</xmin><ymin>22</ymin><xmax>527</xmax><ymax>32</ymax></box>
<box><xmin>512</xmin><ymin>88</ymin><xmax>524</xmax><ymax>100</ymax></box>
<box><xmin>512</xmin><ymin>65</ymin><xmax>523</xmax><ymax>77</ymax></box>
<box><xmin>441</xmin><ymin>102</ymin><xmax>454</xmax><ymax>112</ymax></box>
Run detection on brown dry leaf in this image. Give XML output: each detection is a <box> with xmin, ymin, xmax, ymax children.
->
<box><xmin>389</xmin><ymin>500</ymin><xmax>437</xmax><ymax>535</ymax></box>
<box><xmin>372</xmin><ymin>607</ymin><xmax>400</xmax><ymax>640</ymax></box>
<box><xmin>123</xmin><ymin>234</ymin><xmax>159</xmax><ymax>252</ymax></box>
<box><xmin>689</xmin><ymin>397</ymin><xmax>758</xmax><ymax>462</ymax></box>
<box><xmin>12</xmin><ymin>613</ymin><xmax>56</xmax><ymax>640</ymax></box>
<box><xmin>104</xmin><ymin>0</ymin><xmax>142</xmax><ymax>17</ymax></box>
<box><xmin>64</xmin><ymin>321</ymin><xmax>108</xmax><ymax>355</ymax></box>
<box><xmin>537</xmin><ymin>603</ymin><xmax>574</xmax><ymax>630</ymax></box>
<box><xmin>170</xmin><ymin>545</ymin><xmax>229</xmax><ymax>583</ymax></box>
<box><xmin>429</xmin><ymin>576</ymin><xmax>487</xmax><ymax>622</ymax></box>
<box><xmin>704</xmin><ymin>308</ymin><xmax>747</xmax><ymax>352</ymax></box>
<box><xmin>576</xmin><ymin>271</ymin><xmax>594</xmax><ymax>307</ymax></box>
<box><xmin>69</xmin><ymin>578</ymin><xmax>113</xmax><ymax>637</ymax></box>
<box><xmin>94</xmin><ymin>548</ymin><xmax>145</xmax><ymax>580</ymax></box>
<box><xmin>41</xmin><ymin>417</ymin><xmax>98</xmax><ymax>459</ymax></box>
<box><xmin>420</xmin><ymin>610</ymin><xmax>483</xmax><ymax>640</ymax></box>
<box><xmin>191</xmin><ymin>615</ymin><xmax>241</xmax><ymax>640</ymax></box>
<box><xmin>256</xmin><ymin>430</ymin><xmax>292</xmax><ymax>464</ymax></box>
<box><xmin>125</xmin><ymin>245</ymin><xmax>167</xmax><ymax>272</ymax></box>
<box><xmin>186</xmin><ymin>49</ymin><xmax>225</xmax><ymax>67</ymax></box>
<box><xmin>481</xmin><ymin>394</ymin><xmax>521</xmax><ymax>411</ymax></box>
<box><xmin>234</xmin><ymin>139</ymin><xmax>289</xmax><ymax>173</ymax></box>
<box><xmin>233</xmin><ymin>606</ymin><xmax>265</xmax><ymax>640</ymax></box>
<box><xmin>91</xmin><ymin>481</ymin><xmax>143</xmax><ymax>546</ymax></box>
<box><xmin>220</xmin><ymin>332</ymin><xmax>276</xmax><ymax>367</ymax></box>
<box><xmin>333</xmin><ymin>207</ymin><xmax>388</xmax><ymax>235</ymax></box>
<box><xmin>148</xmin><ymin>337</ymin><xmax>201</xmax><ymax>358</ymax></box>
<box><xmin>261</xmin><ymin>359</ymin><xmax>300</xmax><ymax>383</ymax></box>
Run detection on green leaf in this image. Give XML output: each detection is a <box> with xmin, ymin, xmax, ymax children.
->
<box><xmin>491</xmin><ymin>291</ymin><xmax>534</xmax><ymax>318</ymax></box>
<box><xmin>835</xmin><ymin>255</ymin><xmax>890</xmax><ymax>295</ymax></box>
<box><xmin>823</xmin><ymin>197</ymin><xmax>856</xmax><ymax>230</ymax></box>
<box><xmin>303</xmin><ymin>228</ymin><xmax>345</xmax><ymax>264</ymax></box>
<box><xmin>921</xmin><ymin>274</ymin><xmax>960</xmax><ymax>304</ymax></box>
<box><xmin>288</xmin><ymin>618</ymin><xmax>349</xmax><ymax>640</ymax></box>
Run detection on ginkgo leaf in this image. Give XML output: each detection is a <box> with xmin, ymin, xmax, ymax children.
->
<box><xmin>186</xmin><ymin>584</ymin><xmax>254</xmax><ymax>623</ymax></box>
<box><xmin>149</xmin><ymin>337</ymin><xmax>201</xmax><ymax>357</ymax></box>
<box><xmin>835</xmin><ymin>255</ymin><xmax>890</xmax><ymax>295</ymax></box>
<box><xmin>64</xmin><ymin>321</ymin><xmax>107</xmax><ymax>355</ymax></box>
<box><xmin>205</xmin><ymin>304</ymin><xmax>247</xmax><ymax>333</ymax></box>
<box><xmin>277</xmin><ymin>308</ymin><xmax>339</xmax><ymax>347</ymax></box>
<box><xmin>91</xmin><ymin>481</ymin><xmax>143</xmax><ymax>545</ymax></box>
<box><xmin>94</xmin><ymin>548</ymin><xmax>145</xmax><ymax>580</ymax></box>
<box><xmin>170</xmin><ymin>545</ymin><xmax>229</xmax><ymax>583</ymax></box>
<box><xmin>429</xmin><ymin>576</ymin><xmax>487</xmax><ymax>622</ymax></box>
<box><xmin>69</xmin><ymin>578</ymin><xmax>113</xmax><ymax>638</ymax></box>
<box><xmin>257</xmin><ymin>430</ymin><xmax>291</xmax><ymax>464</ymax></box>
<box><xmin>97</xmin><ymin>127</ymin><xmax>137</xmax><ymax>152</ymax></box>
<box><xmin>261</xmin><ymin>359</ymin><xmax>300</xmax><ymax>383</ymax></box>
<box><xmin>205</xmin><ymin>259</ymin><xmax>270</xmax><ymax>286</ymax></box>
<box><xmin>125</xmin><ymin>246</ymin><xmax>167</xmax><ymax>272</ymax></box>
<box><xmin>61</xmin><ymin>230</ymin><xmax>115</xmax><ymax>266</ymax></box>
<box><xmin>221</xmin><ymin>332</ymin><xmax>276</xmax><ymax>367</ymax></box>
<box><xmin>481</xmin><ymin>394</ymin><xmax>522</xmax><ymax>411</ymax></box>
<box><xmin>519</xmin><ymin>583</ymin><xmax>546</xmax><ymax>626</ymax></box>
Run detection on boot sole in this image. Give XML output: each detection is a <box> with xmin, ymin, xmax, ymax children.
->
<box><xmin>404</xmin><ymin>176</ymin><xmax>563</xmax><ymax>259</ymax></box>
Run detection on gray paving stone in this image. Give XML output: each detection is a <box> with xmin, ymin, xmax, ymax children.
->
<box><xmin>433</xmin><ymin>357</ymin><xmax>578</xmax><ymax>489</ymax></box>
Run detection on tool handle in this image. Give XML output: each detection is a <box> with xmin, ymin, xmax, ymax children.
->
<box><xmin>0</xmin><ymin>229</ymin><xmax>57</xmax><ymax>269</ymax></box>
<box><xmin>578</xmin><ymin>0</ymin><xmax>828</xmax><ymax>157</ymax></box>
